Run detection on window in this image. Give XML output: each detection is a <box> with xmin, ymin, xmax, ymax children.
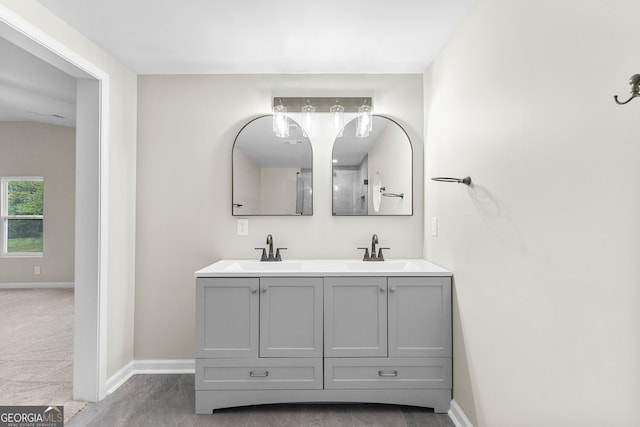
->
<box><xmin>1</xmin><ymin>177</ymin><xmax>44</xmax><ymax>256</ymax></box>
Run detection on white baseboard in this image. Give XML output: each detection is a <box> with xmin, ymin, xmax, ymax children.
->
<box><xmin>0</xmin><ymin>282</ymin><xmax>74</xmax><ymax>289</ymax></box>
<box><xmin>449</xmin><ymin>399</ymin><xmax>474</xmax><ymax>427</ymax></box>
<box><xmin>106</xmin><ymin>359</ymin><xmax>195</xmax><ymax>395</ymax></box>
<box><xmin>105</xmin><ymin>360</ymin><xmax>135</xmax><ymax>395</ymax></box>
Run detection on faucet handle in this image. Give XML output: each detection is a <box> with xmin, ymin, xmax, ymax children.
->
<box><xmin>275</xmin><ymin>248</ymin><xmax>287</xmax><ymax>261</ymax></box>
<box><xmin>377</xmin><ymin>247</ymin><xmax>390</xmax><ymax>261</ymax></box>
<box><xmin>255</xmin><ymin>247</ymin><xmax>267</xmax><ymax>262</ymax></box>
<box><xmin>357</xmin><ymin>247</ymin><xmax>370</xmax><ymax>261</ymax></box>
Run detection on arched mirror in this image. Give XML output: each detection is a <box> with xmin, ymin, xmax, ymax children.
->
<box><xmin>332</xmin><ymin>115</ymin><xmax>412</xmax><ymax>216</ymax></box>
<box><xmin>232</xmin><ymin>115</ymin><xmax>313</xmax><ymax>215</ymax></box>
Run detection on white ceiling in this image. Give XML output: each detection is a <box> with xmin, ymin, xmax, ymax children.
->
<box><xmin>35</xmin><ymin>0</ymin><xmax>475</xmax><ymax>74</ymax></box>
<box><xmin>0</xmin><ymin>1</ymin><xmax>474</xmax><ymax>126</ymax></box>
<box><xmin>0</xmin><ymin>37</ymin><xmax>76</xmax><ymax>127</ymax></box>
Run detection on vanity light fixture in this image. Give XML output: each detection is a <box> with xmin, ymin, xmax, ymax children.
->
<box><xmin>272</xmin><ymin>97</ymin><xmax>372</xmax><ymax>138</ymax></box>
<box><xmin>273</xmin><ymin>99</ymin><xmax>289</xmax><ymax>138</ymax></box>
<box><xmin>301</xmin><ymin>100</ymin><xmax>316</xmax><ymax>137</ymax></box>
<box><xmin>356</xmin><ymin>100</ymin><xmax>373</xmax><ymax>138</ymax></box>
<box><xmin>330</xmin><ymin>101</ymin><xmax>345</xmax><ymax>137</ymax></box>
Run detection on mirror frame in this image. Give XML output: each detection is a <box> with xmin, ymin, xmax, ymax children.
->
<box><xmin>232</xmin><ymin>115</ymin><xmax>314</xmax><ymax>216</ymax></box>
<box><xmin>331</xmin><ymin>115</ymin><xmax>413</xmax><ymax>216</ymax></box>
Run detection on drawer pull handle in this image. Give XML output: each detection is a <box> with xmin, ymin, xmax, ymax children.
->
<box><xmin>378</xmin><ymin>370</ymin><xmax>398</xmax><ymax>377</ymax></box>
<box><xmin>249</xmin><ymin>370</ymin><xmax>269</xmax><ymax>377</ymax></box>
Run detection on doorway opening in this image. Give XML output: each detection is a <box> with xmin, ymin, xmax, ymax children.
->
<box><xmin>0</xmin><ymin>8</ymin><xmax>109</xmax><ymax>401</ymax></box>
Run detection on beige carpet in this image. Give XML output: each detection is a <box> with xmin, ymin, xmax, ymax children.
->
<box><xmin>0</xmin><ymin>288</ymin><xmax>87</xmax><ymax>424</ymax></box>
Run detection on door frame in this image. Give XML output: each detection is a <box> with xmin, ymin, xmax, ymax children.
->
<box><xmin>0</xmin><ymin>5</ymin><xmax>110</xmax><ymax>401</ymax></box>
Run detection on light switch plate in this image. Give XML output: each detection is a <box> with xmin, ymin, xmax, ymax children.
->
<box><xmin>237</xmin><ymin>218</ymin><xmax>249</xmax><ymax>236</ymax></box>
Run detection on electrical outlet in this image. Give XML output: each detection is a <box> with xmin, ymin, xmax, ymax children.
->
<box><xmin>237</xmin><ymin>218</ymin><xmax>249</xmax><ymax>236</ymax></box>
<box><xmin>431</xmin><ymin>217</ymin><xmax>438</xmax><ymax>237</ymax></box>
<box><xmin>35</xmin><ymin>266</ymin><xmax>41</xmax><ymax>275</ymax></box>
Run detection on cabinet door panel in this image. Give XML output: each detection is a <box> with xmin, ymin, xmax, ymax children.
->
<box><xmin>260</xmin><ymin>277</ymin><xmax>323</xmax><ymax>357</ymax></box>
<box><xmin>196</xmin><ymin>277</ymin><xmax>259</xmax><ymax>358</ymax></box>
<box><xmin>324</xmin><ymin>277</ymin><xmax>387</xmax><ymax>357</ymax></box>
<box><xmin>388</xmin><ymin>277</ymin><xmax>451</xmax><ymax>357</ymax></box>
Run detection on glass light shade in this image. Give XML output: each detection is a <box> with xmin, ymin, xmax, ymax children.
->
<box><xmin>273</xmin><ymin>104</ymin><xmax>289</xmax><ymax>138</ymax></box>
<box><xmin>301</xmin><ymin>104</ymin><xmax>316</xmax><ymax>137</ymax></box>
<box><xmin>356</xmin><ymin>104</ymin><xmax>373</xmax><ymax>138</ymax></box>
<box><xmin>330</xmin><ymin>104</ymin><xmax>345</xmax><ymax>138</ymax></box>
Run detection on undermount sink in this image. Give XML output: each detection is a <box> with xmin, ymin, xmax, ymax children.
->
<box><xmin>343</xmin><ymin>261</ymin><xmax>412</xmax><ymax>271</ymax></box>
<box><xmin>224</xmin><ymin>261</ymin><xmax>305</xmax><ymax>271</ymax></box>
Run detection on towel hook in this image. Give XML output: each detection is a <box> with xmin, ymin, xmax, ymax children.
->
<box><xmin>614</xmin><ymin>74</ymin><xmax>640</xmax><ymax>105</ymax></box>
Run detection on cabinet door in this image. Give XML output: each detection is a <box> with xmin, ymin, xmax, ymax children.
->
<box><xmin>196</xmin><ymin>277</ymin><xmax>259</xmax><ymax>358</ymax></box>
<box><xmin>388</xmin><ymin>277</ymin><xmax>451</xmax><ymax>357</ymax></box>
<box><xmin>259</xmin><ymin>277</ymin><xmax>323</xmax><ymax>358</ymax></box>
<box><xmin>324</xmin><ymin>277</ymin><xmax>387</xmax><ymax>357</ymax></box>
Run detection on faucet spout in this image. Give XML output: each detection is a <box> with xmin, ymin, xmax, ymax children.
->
<box><xmin>266</xmin><ymin>234</ymin><xmax>274</xmax><ymax>260</ymax></box>
<box><xmin>371</xmin><ymin>234</ymin><xmax>378</xmax><ymax>259</ymax></box>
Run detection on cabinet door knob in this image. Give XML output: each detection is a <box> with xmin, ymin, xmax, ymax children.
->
<box><xmin>378</xmin><ymin>370</ymin><xmax>398</xmax><ymax>377</ymax></box>
<box><xmin>390</xmin><ymin>287</ymin><xmax>397</xmax><ymax>293</ymax></box>
<box><xmin>250</xmin><ymin>288</ymin><xmax>258</xmax><ymax>294</ymax></box>
<box><xmin>261</xmin><ymin>287</ymin><xmax>268</xmax><ymax>293</ymax></box>
<box><xmin>249</xmin><ymin>370</ymin><xmax>269</xmax><ymax>377</ymax></box>
<box><xmin>380</xmin><ymin>287</ymin><xmax>386</xmax><ymax>293</ymax></box>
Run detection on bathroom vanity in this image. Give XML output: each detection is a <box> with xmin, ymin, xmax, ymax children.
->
<box><xmin>194</xmin><ymin>259</ymin><xmax>452</xmax><ymax>414</ymax></box>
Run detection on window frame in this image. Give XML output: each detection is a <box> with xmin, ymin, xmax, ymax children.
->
<box><xmin>0</xmin><ymin>176</ymin><xmax>44</xmax><ymax>257</ymax></box>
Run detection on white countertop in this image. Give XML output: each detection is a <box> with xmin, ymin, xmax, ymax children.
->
<box><xmin>195</xmin><ymin>259</ymin><xmax>452</xmax><ymax>277</ymax></box>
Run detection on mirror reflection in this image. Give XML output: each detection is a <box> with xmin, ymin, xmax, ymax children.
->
<box><xmin>233</xmin><ymin>115</ymin><xmax>312</xmax><ymax>215</ymax></box>
<box><xmin>332</xmin><ymin>115</ymin><xmax>412</xmax><ymax>216</ymax></box>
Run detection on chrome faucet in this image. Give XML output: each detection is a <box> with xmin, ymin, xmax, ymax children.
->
<box><xmin>255</xmin><ymin>234</ymin><xmax>287</xmax><ymax>261</ymax></box>
<box><xmin>358</xmin><ymin>234</ymin><xmax>389</xmax><ymax>261</ymax></box>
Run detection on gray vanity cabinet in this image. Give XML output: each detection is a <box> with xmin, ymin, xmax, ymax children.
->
<box><xmin>195</xmin><ymin>273</ymin><xmax>452</xmax><ymax>414</ymax></box>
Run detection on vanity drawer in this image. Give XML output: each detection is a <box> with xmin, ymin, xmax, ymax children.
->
<box><xmin>196</xmin><ymin>358</ymin><xmax>323</xmax><ymax>390</ymax></box>
<box><xmin>324</xmin><ymin>357</ymin><xmax>451</xmax><ymax>390</ymax></box>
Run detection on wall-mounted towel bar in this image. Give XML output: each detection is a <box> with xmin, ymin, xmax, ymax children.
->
<box><xmin>431</xmin><ymin>176</ymin><xmax>472</xmax><ymax>186</ymax></box>
<box><xmin>380</xmin><ymin>187</ymin><xmax>404</xmax><ymax>198</ymax></box>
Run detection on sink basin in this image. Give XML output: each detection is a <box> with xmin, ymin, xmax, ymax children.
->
<box><xmin>343</xmin><ymin>261</ymin><xmax>411</xmax><ymax>271</ymax></box>
<box><xmin>224</xmin><ymin>261</ymin><xmax>304</xmax><ymax>272</ymax></box>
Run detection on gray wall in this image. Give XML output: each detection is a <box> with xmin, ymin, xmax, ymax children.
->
<box><xmin>135</xmin><ymin>74</ymin><xmax>424</xmax><ymax>359</ymax></box>
<box><xmin>0</xmin><ymin>122</ymin><xmax>75</xmax><ymax>284</ymax></box>
<box><xmin>424</xmin><ymin>0</ymin><xmax>640</xmax><ymax>426</ymax></box>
